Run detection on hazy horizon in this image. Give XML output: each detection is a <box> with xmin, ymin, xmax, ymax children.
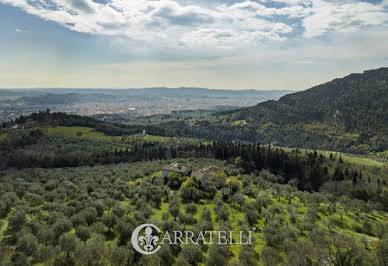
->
<box><xmin>1</xmin><ymin>67</ymin><xmax>384</xmax><ymax>92</ymax></box>
<box><xmin>0</xmin><ymin>86</ymin><xmax>295</xmax><ymax>91</ymax></box>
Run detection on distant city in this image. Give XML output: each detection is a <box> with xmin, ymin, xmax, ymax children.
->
<box><xmin>0</xmin><ymin>88</ymin><xmax>292</xmax><ymax>122</ymax></box>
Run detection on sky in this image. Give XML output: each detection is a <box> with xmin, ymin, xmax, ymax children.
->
<box><xmin>0</xmin><ymin>0</ymin><xmax>388</xmax><ymax>90</ymax></box>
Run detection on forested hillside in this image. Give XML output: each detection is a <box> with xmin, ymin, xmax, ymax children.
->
<box><xmin>219</xmin><ymin>67</ymin><xmax>388</xmax><ymax>152</ymax></box>
<box><xmin>144</xmin><ymin>68</ymin><xmax>388</xmax><ymax>156</ymax></box>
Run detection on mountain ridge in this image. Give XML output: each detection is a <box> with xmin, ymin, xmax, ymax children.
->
<box><xmin>210</xmin><ymin>67</ymin><xmax>388</xmax><ymax>153</ymax></box>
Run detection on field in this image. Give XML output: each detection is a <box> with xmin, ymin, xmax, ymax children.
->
<box><xmin>278</xmin><ymin>146</ymin><xmax>388</xmax><ymax>182</ymax></box>
<box><xmin>43</xmin><ymin>126</ymin><xmax>121</xmax><ymax>142</ymax></box>
<box><xmin>41</xmin><ymin>126</ymin><xmax>202</xmax><ymax>147</ymax></box>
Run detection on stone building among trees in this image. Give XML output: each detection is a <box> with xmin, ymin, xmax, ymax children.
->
<box><xmin>162</xmin><ymin>162</ymin><xmax>191</xmax><ymax>178</ymax></box>
<box><xmin>191</xmin><ymin>166</ymin><xmax>224</xmax><ymax>182</ymax></box>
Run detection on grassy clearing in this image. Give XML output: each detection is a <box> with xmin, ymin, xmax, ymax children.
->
<box><xmin>280</xmin><ymin>146</ymin><xmax>385</xmax><ymax>168</ymax></box>
<box><xmin>278</xmin><ymin>146</ymin><xmax>388</xmax><ymax>181</ymax></box>
<box><xmin>0</xmin><ymin>219</ymin><xmax>8</xmax><ymax>241</ymax></box>
<box><xmin>232</xmin><ymin>120</ymin><xmax>247</xmax><ymax>126</ymax></box>
<box><xmin>319</xmin><ymin>150</ymin><xmax>385</xmax><ymax>167</ymax></box>
<box><xmin>123</xmin><ymin>134</ymin><xmax>201</xmax><ymax>145</ymax></box>
<box><xmin>151</xmin><ymin>202</ymin><xmax>170</xmax><ymax>221</ymax></box>
<box><xmin>0</xmin><ymin>133</ymin><xmax>8</xmax><ymax>141</ymax></box>
<box><xmin>43</xmin><ymin>126</ymin><xmax>121</xmax><ymax>142</ymax></box>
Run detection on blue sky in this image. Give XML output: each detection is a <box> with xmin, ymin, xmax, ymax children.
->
<box><xmin>0</xmin><ymin>0</ymin><xmax>388</xmax><ymax>90</ymax></box>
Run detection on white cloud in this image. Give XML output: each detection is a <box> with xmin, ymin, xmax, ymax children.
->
<box><xmin>0</xmin><ymin>0</ymin><xmax>291</xmax><ymax>46</ymax></box>
<box><xmin>15</xmin><ymin>28</ymin><xmax>28</xmax><ymax>33</ymax></box>
<box><xmin>303</xmin><ymin>0</ymin><xmax>388</xmax><ymax>38</ymax></box>
<box><xmin>1</xmin><ymin>0</ymin><xmax>388</xmax><ymax>51</ymax></box>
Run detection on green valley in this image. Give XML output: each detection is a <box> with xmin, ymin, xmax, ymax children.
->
<box><xmin>0</xmin><ymin>68</ymin><xmax>388</xmax><ymax>266</ymax></box>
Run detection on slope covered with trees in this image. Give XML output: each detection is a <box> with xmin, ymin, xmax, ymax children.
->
<box><xmin>1</xmin><ymin>109</ymin><xmax>388</xmax><ymax>265</ymax></box>
<box><xmin>217</xmin><ymin>67</ymin><xmax>388</xmax><ymax>153</ymax></box>
<box><xmin>143</xmin><ymin>68</ymin><xmax>388</xmax><ymax>156</ymax></box>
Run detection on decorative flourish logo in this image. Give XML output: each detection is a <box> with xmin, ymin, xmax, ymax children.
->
<box><xmin>131</xmin><ymin>224</ymin><xmax>161</xmax><ymax>255</ymax></box>
<box><xmin>139</xmin><ymin>226</ymin><xmax>159</xmax><ymax>252</ymax></box>
<box><xmin>131</xmin><ymin>223</ymin><xmax>254</xmax><ymax>255</ymax></box>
